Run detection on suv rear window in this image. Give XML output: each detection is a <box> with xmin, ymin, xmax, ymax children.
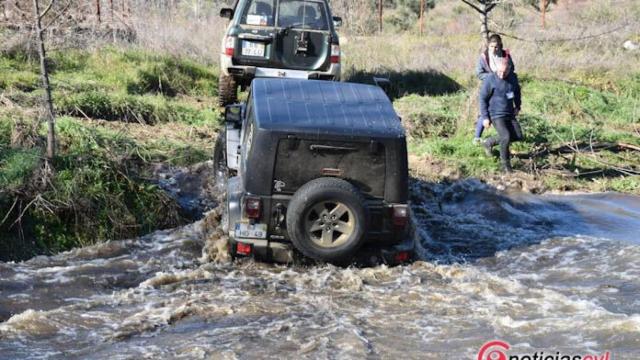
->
<box><xmin>273</xmin><ymin>139</ymin><xmax>385</xmax><ymax>197</ymax></box>
<box><xmin>278</xmin><ymin>0</ymin><xmax>328</xmax><ymax>30</ymax></box>
<box><xmin>241</xmin><ymin>0</ymin><xmax>276</xmax><ymax>26</ymax></box>
<box><xmin>240</xmin><ymin>0</ymin><xmax>329</xmax><ymax>30</ymax></box>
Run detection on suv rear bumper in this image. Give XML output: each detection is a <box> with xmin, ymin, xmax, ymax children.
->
<box><xmin>221</xmin><ymin>56</ymin><xmax>341</xmax><ymax>81</ymax></box>
<box><xmin>230</xmin><ymin>236</ymin><xmax>415</xmax><ymax>266</ymax></box>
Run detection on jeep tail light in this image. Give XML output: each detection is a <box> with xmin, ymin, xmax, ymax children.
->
<box><xmin>224</xmin><ymin>36</ymin><xmax>235</xmax><ymax>57</ymax></box>
<box><xmin>244</xmin><ymin>196</ymin><xmax>261</xmax><ymax>219</ymax></box>
<box><xmin>394</xmin><ymin>251</ymin><xmax>411</xmax><ymax>263</ymax></box>
<box><xmin>392</xmin><ymin>204</ymin><xmax>409</xmax><ymax>227</ymax></box>
<box><xmin>236</xmin><ymin>242</ymin><xmax>252</xmax><ymax>256</ymax></box>
<box><xmin>330</xmin><ymin>44</ymin><xmax>340</xmax><ymax>64</ymax></box>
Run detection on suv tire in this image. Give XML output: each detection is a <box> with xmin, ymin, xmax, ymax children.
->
<box><xmin>286</xmin><ymin>177</ymin><xmax>368</xmax><ymax>263</ymax></box>
<box><xmin>218</xmin><ymin>74</ymin><xmax>238</xmax><ymax>106</ymax></box>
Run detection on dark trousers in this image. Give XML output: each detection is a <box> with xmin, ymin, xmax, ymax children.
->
<box><xmin>475</xmin><ymin>115</ymin><xmax>485</xmax><ymax>138</ymax></box>
<box><xmin>486</xmin><ymin>116</ymin><xmax>518</xmax><ymax>165</ymax></box>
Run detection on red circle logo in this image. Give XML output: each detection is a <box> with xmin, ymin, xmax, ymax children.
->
<box><xmin>477</xmin><ymin>340</ymin><xmax>510</xmax><ymax>360</ymax></box>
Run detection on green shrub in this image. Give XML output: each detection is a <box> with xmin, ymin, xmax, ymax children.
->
<box><xmin>126</xmin><ymin>57</ymin><xmax>218</xmax><ymax>97</ymax></box>
<box><xmin>394</xmin><ymin>93</ymin><xmax>466</xmax><ymax>138</ymax></box>
<box><xmin>55</xmin><ymin>90</ymin><xmax>217</xmax><ymax>125</ymax></box>
<box><xmin>0</xmin><ymin>148</ymin><xmax>40</xmax><ymax>192</ymax></box>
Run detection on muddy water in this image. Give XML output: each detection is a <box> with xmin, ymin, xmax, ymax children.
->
<box><xmin>1</xmin><ymin>179</ymin><xmax>639</xmax><ymax>359</ymax></box>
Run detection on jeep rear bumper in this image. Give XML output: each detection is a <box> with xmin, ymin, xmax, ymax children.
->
<box><xmin>220</xmin><ymin>56</ymin><xmax>341</xmax><ymax>81</ymax></box>
<box><xmin>229</xmin><ymin>236</ymin><xmax>415</xmax><ymax>266</ymax></box>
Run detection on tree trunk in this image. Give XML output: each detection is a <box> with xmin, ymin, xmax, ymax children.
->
<box><xmin>95</xmin><ymin>0</ymin><xmax>101</xmax><ymax>23</ymax></box>
<box><xmin>32</xmin><ymin>0</ymin><xmax>56</xmax><ymax>160</ymax></box>
<box><xmin>378</xmin><ymin>0</ymin><xmax>383</xmax><ymax>34</ymax></box>
<box><xmin>541</xmin><ymin>0</ymin><xmax>547</xmax><ymax>28</ymax></box>
<box><xmin>419</xmin><ymin>0</ymin><xmax>425</xmax><ymax>36</ymax></box>
<box><xmin>481</xmin><ymin>3</ymin><xmax>489</xmax><ymax>42</ymax></box>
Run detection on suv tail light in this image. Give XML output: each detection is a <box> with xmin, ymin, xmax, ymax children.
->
<box><xmin>223</xmin><ymin>36</ymin><xmax>235</xmax><ymax>57</ymax></box>
<box><xmin>330</xmin><ymin>44</ymin><xmax>340</xmax><ymax>64</ymax></box>
<box><xmin>236</xmin><ymin>242</ymin><xmax>252</xmax><ymax>256</ymax></box>
<box><xmin>244</xmin><ymin>196</ymin><xmax>261</xmax><ymax>219</ymax></box>
<box><xmin>392</xmin><ymin>204</ymin><xmax>409</xmax><ymax>227</ymax></box>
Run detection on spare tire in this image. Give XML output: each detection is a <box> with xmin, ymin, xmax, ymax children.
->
<box><xmin>286</xmin><ymin>177</ymin><xmax>368</xmax><ymax>263</ymax></box>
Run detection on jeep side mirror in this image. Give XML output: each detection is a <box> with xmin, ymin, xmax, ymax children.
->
<box><xmin>220</xmin><ymin>8</ymin><xmax>234</xmax><ymax>19</ymax></box>
<box><xmin>225</xmin><ymin>104</ymin><xmax>243</xmax><ymax>124</ymax></box>
<box><xmin>332</xmin><ymin>16</ymin><xmax>343</xmax><ymax>28</ymax></box>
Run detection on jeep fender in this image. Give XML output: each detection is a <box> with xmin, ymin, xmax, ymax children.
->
<box><xmin>226</xmin><ymin>176</ymin><xmax>243</xmax><ymax>239</ymax></box>
<box><xmin>225</xmin><ymin>124</ymin><xmax>241</xmax><ymax>172</ymax></box>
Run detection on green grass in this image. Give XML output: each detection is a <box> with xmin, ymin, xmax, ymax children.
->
<box><xmin>0</xmin><ymin>47</ymin><xmax>221</xmax><ymax>260</ymax></box>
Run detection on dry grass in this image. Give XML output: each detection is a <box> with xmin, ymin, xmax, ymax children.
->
<box><xmin>342</xmin><ymin>0</ymin><xmax>640</xmax><ymax>84</ymax></box>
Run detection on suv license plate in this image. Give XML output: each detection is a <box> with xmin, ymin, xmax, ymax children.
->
<box><xmin>241</xmin><ymin>41</ymin><xmax>265</xmax><ymax>57</ymax></box>
<box><xmin>235</xmin><ymin>223</ymin><xmax>267</xmax><ymax>239</ymax></box>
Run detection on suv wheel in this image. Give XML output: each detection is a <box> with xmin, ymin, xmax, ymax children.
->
<box><xmin>286</xmin><ymin>178</ymin><xmax>368</xmax><ymax>263</ymax></box>
<box><xmin>218</xmin><ymin>74</ymin><xmax>238</xmax><ymax>106</ymax></box>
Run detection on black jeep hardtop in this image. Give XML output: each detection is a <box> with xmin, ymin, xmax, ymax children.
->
<box><xmin>244</xmin><ymin>78</ymin><xmax>408</xmax><ymax>202</ymax></box>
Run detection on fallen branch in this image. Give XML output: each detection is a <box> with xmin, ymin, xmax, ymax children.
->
<box><xmin>618</xmin><ymin>142</ymin><xmax>640</xmax><ymax>152</ymax></box>
<box><xmin>0</xmin><ymin>198</ymin><xmax>19</xmax><ymax>227</ymax></box>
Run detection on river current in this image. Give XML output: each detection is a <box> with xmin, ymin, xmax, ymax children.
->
<box><xmin>1</xmin><ymin>179</ymin><xmax>639</xmax><ymax>359</ymax></box>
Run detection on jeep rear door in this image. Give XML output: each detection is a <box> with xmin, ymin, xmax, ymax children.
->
<box><xmin>235</xmin><ymin>0</ymin><xmax>332</xmax><ymax>72</ymax></box>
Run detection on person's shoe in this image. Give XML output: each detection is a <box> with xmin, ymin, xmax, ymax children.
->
<box><xmin>482</xmin><ymin>140</ymin><xmax>493</xmax><ymax>157</ymax></box>
<box><xmin>472</xmin><ymin>137</ymin><xmax>482</xmax><ymax>145</ymax></box>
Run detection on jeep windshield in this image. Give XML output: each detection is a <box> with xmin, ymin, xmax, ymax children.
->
<box><xmin>240</xmin><ymin>0</ymin><xmax>329</xmax><ymax>31</ymax></box>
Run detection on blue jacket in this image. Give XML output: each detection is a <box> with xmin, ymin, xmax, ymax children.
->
<box><xmin>479</xmin><ymin>72</ymin><xmax>521</xmax><ymax>120</ymax></box>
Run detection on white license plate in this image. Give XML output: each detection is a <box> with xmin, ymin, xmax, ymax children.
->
<box><xmin>235</xmin><ymin>223</ymin><xmax>267</xmax><ymax>239</ymax></box>
<box><xmin>241</xmin><ymin>41</ymin><xmax>265</xmax><ymax>57</ymax></box>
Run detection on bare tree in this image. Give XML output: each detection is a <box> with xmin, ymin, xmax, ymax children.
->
<box><xmin>95</xmin><ymin>0</ymin><xmax>101</xmax><ymax>23</ymax></box>
<box><xmin>419</xmin><ymin>0</ymin><xmax>425</xmax><ymax>35</ymax></box>
<box><xmin>460</xmin><ymin>0</ymin><xmax>502</xmax><ymax>42</ymax></box>
<box><xmin>378</xmin><ymin>0</ymin><xmax>383</xmax><ymax>33</ymax></box>
<box><xmin>32</xmin><ymin>0</ymin><xmax>56</xmax><ymax>160</ymax></box>
<box><xmin>525</xmin><ymin>0</ymin><xmax>558</xmax><ymax>29</ymax></box>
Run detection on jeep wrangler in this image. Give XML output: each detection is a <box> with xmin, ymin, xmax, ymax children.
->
<box><xmin>218</xmin><ymin>0</ymin><xmax>342</xmax><ymax>106</ymax></box>
<box><xmin>215</xmin><ymin>78</ymin><xmax>412</xmax><ymax>264</ymax></box>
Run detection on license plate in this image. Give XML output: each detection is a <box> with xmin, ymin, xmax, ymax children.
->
<box><xmin>241</xmin><ymin>41</ymin><xmax>265</xmax><ymax>57</ymax></box>
<box><xmin>235</xmin><ymin>223</ymin><xmax>267</xmax><ymax>239</ymax></box>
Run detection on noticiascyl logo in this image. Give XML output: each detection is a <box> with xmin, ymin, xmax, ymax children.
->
<box><xmin>477</xmin><ymin>340</ymin><xmax>510</xmax><ymax>360</ymax></box>
<box><xmin>477</xmin><ymin>340</ymin><xmax>612</xmax><ymax>360</ymax></box>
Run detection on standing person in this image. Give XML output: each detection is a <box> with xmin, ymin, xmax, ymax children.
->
<box><xmin>479</xmin><ymin>62</ymin><xmax>521</xmax><ymax>173</ymax></box>
<box><xmin>473</xmin><ymin>34</ymin><xmax>515</xmax><ymax>144</ymax></box>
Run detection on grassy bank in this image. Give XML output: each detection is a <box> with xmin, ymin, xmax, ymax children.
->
<box><xmin>0</xmin><ymin>47</ymin><xmax>219</xmax><ymax>260</ymax></box>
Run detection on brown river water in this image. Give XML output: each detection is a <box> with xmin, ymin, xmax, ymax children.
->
<box><xmin>1</xmin><ymin>178</ymin><xmax>639</xmax><ymax>359</ymax></box>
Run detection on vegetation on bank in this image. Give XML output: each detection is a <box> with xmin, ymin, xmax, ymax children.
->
<box><xmin>0</xmin><ymin>48</ymin><xmax>219</xmax><ymax>260</ymax></box>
